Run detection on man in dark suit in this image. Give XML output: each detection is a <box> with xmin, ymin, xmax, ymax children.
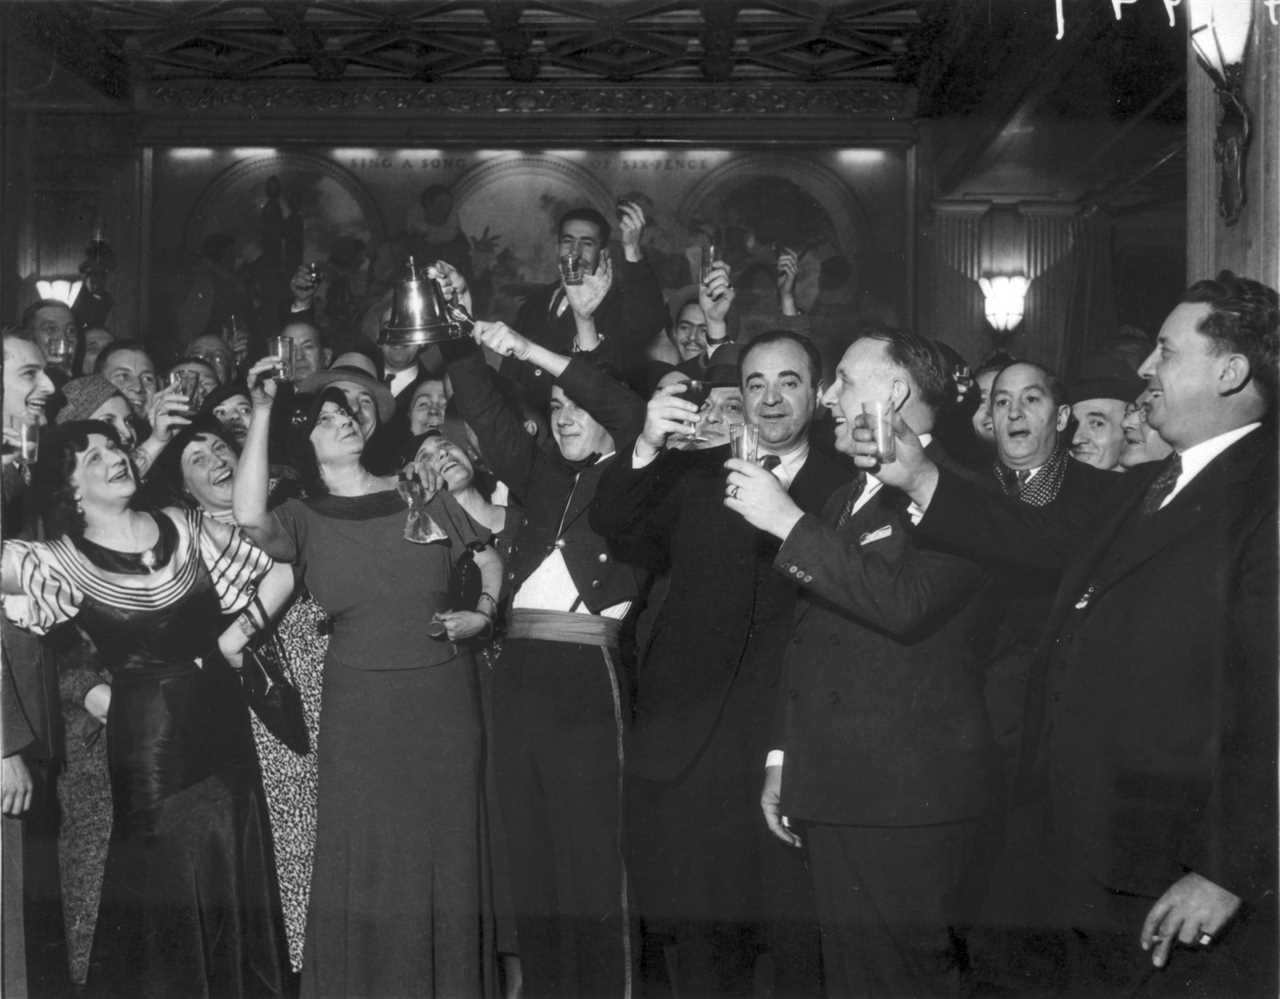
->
<box><xmin>862</xmin><ymin>272</ymin><xmax>1278</xmax><ymax>997</ymax></box>
<box><xmin>506</xmin><ymin>206</ymin><xmax>668</xmax><ymax>403</ymax></box>
<box><xmin>592</xmin><ymin>329</ymin><xmax>844</xmax><ymax>996</ymax></box>
<box><xmin>724</xmin><ymin>326</ymin><xmax>995</xmax><ymax>997</ymax></box>
<box><xmin>443</xmin><ymin>320</ymin><xmax>646</xmax><ymax>999</ymax></box>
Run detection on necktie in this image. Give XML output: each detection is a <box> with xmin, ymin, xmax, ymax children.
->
<box><xmin>760</xmin><ymin>455</ymin><xmax>781</xmax><ymax>472</ymax></box>
<box><xmin>835</xmin><ymin>472</ymin><xmax>868</xmax><ymax>528</ymax></box>
<box><xmin>1014</xmin><ymin>468</ymin><xmax>1031</xmax><ymax>493</ymax></box>
<box><xmin>1140</xmin><ymin>453</ymin><xmax>1182</xmax><ymax>514</ymax></box>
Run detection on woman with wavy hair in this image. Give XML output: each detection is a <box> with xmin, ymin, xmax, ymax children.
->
<box><xmin>1</xmin><ymin>420</ymin><xmax>294</xmax><ymax>998</ymax></box>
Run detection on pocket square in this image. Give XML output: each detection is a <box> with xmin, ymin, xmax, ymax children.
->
<box><xmin>858</xmin><ymin>524</ymin><xmax>893</xmax><ymax>546</ymax></box>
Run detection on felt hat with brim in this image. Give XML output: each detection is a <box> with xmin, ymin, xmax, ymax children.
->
<box><xmin>704</xmin><ymin>342</ymin><xmax>742</xmax><ymax>388</ymax></box>
<box><xmin>298</xmin><ymin>365</ymin><xmax>395</xmax><ymax>423</ymax></box>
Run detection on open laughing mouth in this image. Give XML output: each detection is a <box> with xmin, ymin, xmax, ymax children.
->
<box><xmin>211</xmin><ymin>467</ymin><xmax>233</xmax><ymax>486</ymax></box>
<box><xmin>108</xmin><ymin>465</ymin><xmax>130</xmax><ymax>483</ymax></box>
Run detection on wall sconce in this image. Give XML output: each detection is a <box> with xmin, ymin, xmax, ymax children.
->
<box><xmin>979</xmin><ymin>274</ymin><xmax>1030</xmax><ymax>333</ymax></box>
<box><xmin>1187</xmin><ymin>0</ymin><xmax>1254</xmax><ymax>227</ymax></box>
<box><xmin>35</xmin><ymin>278</ymin><xmax>84</xmax><ymax>306</ymax></box>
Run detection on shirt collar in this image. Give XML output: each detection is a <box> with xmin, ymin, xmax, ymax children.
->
<box><xmin>1176</xmin><ymin>422</ymin><xmax>1261</xmax><ymax>483</ymax></box>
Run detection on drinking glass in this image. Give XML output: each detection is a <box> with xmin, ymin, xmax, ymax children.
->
<box><xmin>729</xmin><ymin>423</ymin><xmax>760</xmax><ymax>463</ymax></box>
<box><xmin>558</xmin><ymin>247</ymin><xmax>586</xmax><ymax>286</ymax></box>
<box><xmin>862</xmin><ymin>400</ymin><xmax>896</xmax><ymax>463</ymax></box>
<box><xmin>699</xmin><ymin>243</ymin><xmax>719</xmax><ymax>285</ymax></box>
<box><xmin>9</xmin><ymin>415</ymin><xmax>39</xmax><ymax>485</ymax></box>
<box><xmin>43</xmin><ymin>333</ymin><xmax>75</xmax><ymax>370</ymax></box>
<box><xmin>268</xmin><ymin>336</ymin><xmax>295</xmax><ymax>381</ymax></box>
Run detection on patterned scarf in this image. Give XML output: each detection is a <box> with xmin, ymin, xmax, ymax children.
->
<box><xmin>993</xmin><ymin>446</ymin><xmax>1070</xmax><ymax>508</ymax></box>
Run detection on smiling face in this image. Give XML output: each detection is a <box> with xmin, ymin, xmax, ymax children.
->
<box><xmin>331</xmin><ymin>380</ymin><xmax>379</xmax><ymax>440</ymax></box>
<box><xmin>742</xmin><ymin>339</ymin><xmax>819</xmax><ymax>456</ymax></box>
<box><xmin>1119</xmin><ymin>391</ymin><xmax>1174</xmax><ymax>469</ymax></box>
<box><xmin>89</xmin><ymin>394</ymin><xmax>138</xmax><ymax>450</ymax></box>
<box><xmin>415</xmin><ymin>434</ymin><xmax>476</xmax><ymax>492</ymax></box>
<box><xmin>971</xmin><ymin>368</ymin><xmax>998</xmax><ymax>444</ymax></box>
<box><xmin>1070</xmin><ymin>397</ymin><xmax>1127</xmax><ymax>471</ymax></box>
<box><xmin>102</xmin><ymin>348</ymin><xmax>157</xmax><ymax>417</ymax></box>
<box><xmin>550</xmin><ymin>385</ymin><xmax>614</xmax><ymax>463</ymax></box>
<box><xmin>71</xmin><ymin>432</ymin><xmax>136</xmax><ymax>512</ymax></box>
<box><xmin>211</xmin><ymin>392</ymin><xmax>253</xmax><ymax>444</ymax></box>
<box><xmin>821</xmin><ymin>337</ymin><xmax>898</xmax><ymax>458</ymax></box>
<box><xmin>696</xmin><ymin>386</ymin><xmax>745</xmax><ymax>449</ymax></box>
<box><xmin>1137</xmin><ymin>302</ymin><xmax>1235</xmax><ymax>451</ymax></box>
<box><xmin>671</xmin><ymin>302</ymin><xmax>709</xmax><ymax>362</ymax></box>
<box><xmin>558</xmin><ymin>218</ymin><xmax>604</xmax><ymax>273</ymax></box>
<box><xmin>3</xmin><ymin>336</ymin><xmax>56</xmax><ymax>427</ymax></box>
<box><xmin>408</xmin><ymin>379</ymin><xmax>450</xmax><ymax>435</ymax></box>
<box><xmin>180</xmin><ymin>433</ymin><xmax>239</xmax><ymax>513</ymax></box>
<box><xmin>309</xmin><ymin>399</ymin><xmax>364</xmax><ymax>465</ymax></box>
<box><xmin>990</xmin><ymin>362</ymin><xmax>1069</xmax><ymax>471</ymax></box>
<box><xmin>30</xmin><ymin>304</ymin><xmax>77</xmax><ymax>363</ymax></box>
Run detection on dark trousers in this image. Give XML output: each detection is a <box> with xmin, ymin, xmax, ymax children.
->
<box><xmin>804</xmin><ymin>819</ymin><xmax>980</xmax><ymax>999</ymax></box>
<box><xmin>628</xmin><ymin>708</ymin><xmax>821</xmax><ymax>998</ymax></box>
<box><xmin>491</xmin><ymin>638</ymin><xmax>632</xmax><ymax>999</ymax></box>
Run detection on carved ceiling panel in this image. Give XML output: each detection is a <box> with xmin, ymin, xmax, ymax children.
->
<box><xmin>21</xmin><ymin>1</ymin><xmax>923</xmax><ymax>88</ymax></box>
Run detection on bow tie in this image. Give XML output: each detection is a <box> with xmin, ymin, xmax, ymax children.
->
<box><xmin>761</xmin><ymin>455</ymin><xmax>781</xmax><ymax>472</ymax></box>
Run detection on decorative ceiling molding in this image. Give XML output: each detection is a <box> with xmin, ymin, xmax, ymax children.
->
<box><xmin>143</xmin><ymin>81</ymin><xmax>916</xmax><ymax>117</ymax></box>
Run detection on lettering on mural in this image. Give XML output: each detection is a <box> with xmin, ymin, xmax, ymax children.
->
<box><xmin>340</xmin><ymin>156</ymin><xmax>713</xmax><ymax>171</ymax></box>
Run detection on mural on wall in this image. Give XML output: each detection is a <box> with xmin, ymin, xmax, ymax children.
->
<box><xmin>153</xmin><ymin>146</ymin><xmax>908</xmax><ymax>357</ymax></box>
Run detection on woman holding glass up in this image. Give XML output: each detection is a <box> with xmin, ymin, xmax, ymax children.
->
<box><xmin>233</xmin><ymin>355</ymin><xmax>503</xmax><ymax>998</ymax></box>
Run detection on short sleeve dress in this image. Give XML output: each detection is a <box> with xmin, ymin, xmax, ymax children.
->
<box><xmin>3</xmin><ymin>507</ymin><xmax>289</xmax><ymax>999</ymax></box>
<box><xmin>270</xmin><ymin>487</ymin><xmax>493</xmax><ymax>999</ymax></box>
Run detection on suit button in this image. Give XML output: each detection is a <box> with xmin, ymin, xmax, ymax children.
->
<box><xmin>506</xmin><ymin>571</ymin><xmax>516</xmax><ymax>580</ymax></box>
<box><xmin>802</xmin><ymin>573</ymin><xmax>813</xmax><ymax>583</ymax></box>
<box><xmin>591</xmin><ymin>580</ymin><xmax>600</xmax><ymax>589</ymax></box>
<box><xmin>533</xmin><ymin>369</ymin><xmax>544</xmax><ymax>377</ymax></box>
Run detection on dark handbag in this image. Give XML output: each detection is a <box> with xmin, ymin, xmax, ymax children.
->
<box><xmin>448</xmin><ymin>541</ymin><xmax>486</xmax><ymax>611</ymax></box>
<box><xmin>239</xmin><ymin>607</ymin><xmax>309</xmax><ymax>755</ymax></box>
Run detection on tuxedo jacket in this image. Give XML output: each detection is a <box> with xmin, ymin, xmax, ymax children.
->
<box><xmin>772</xmin><ymin>458</ymin><xmax>995</xmax><ymax>827</ymax></box>
<box><xmin>917</xmin><ymin>427</ymin><xmax>1278</xmax><ymax>901</ymax></box>
<box><xmin>446</xmin><ymin>345</ymin><xmax>646</xmax><ymax>613</ymax></box>
<box><xmin>591</xmin><ymin>444</ymin><xmax>849</xmax><ymax>781</ymax></box>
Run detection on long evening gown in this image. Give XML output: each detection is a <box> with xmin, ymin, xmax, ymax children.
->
<box><xmin>5</xmin><ymin>507</ymin><xmax>290</xmax><ymax>999</ymax></box>
<box><xmin>270</xmin><ymin>488</ymin><xmax>491</xmax><ymax>998</ymax></box>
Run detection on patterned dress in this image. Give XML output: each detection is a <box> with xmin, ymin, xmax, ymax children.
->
<box><xmin>4</xmin><ymin>508</ymin><xmax>290</xmax><ymax>999</ymax></box>
<box><xmin>247</xmin><ymin>590</ymin><xmax>327</xmax><ymax>972</ymax></box>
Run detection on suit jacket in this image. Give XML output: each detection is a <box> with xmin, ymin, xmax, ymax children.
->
<box><xmin>446</xmin><ymin>344</ymin><xmax>646</xmax><ymax>613</ymax></box>
<box><xmin>773</xmin><ymin>464</ymin><xmax>994</xmax><ymax>827</ymax></box>
<box><xmin>503</xmin><ymin>256</ymin><xmax>669</xmax><ymax>401</ymax></box>
<box><xmin>917</xmin><ymin>427</ymin><xmax>1278</xmax><ymax>900</ymax></box>
<box><xmin>591</xmin><ymin>443</ymin><xmax>848</xmax><ymax>781</ymax></box>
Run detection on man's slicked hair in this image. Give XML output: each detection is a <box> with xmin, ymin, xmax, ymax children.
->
<box><xmin>1180</xmin><ymin>270</ymin><xmax>1279</xmax><ymax>413</ymax></box>
<box><xmin>20</xmin><ymin>299</ymin><xmax>73</xmax><ymax>330</ymax></box>
<box><xmin>93</xmin><ymin>339</ymin><xmax>153</xmax><ymax>375</ymax></box>
<box><xmin>739</xmin><ymin>329</ymin><xmax>823</xmax><ymax>389</ymax></box>
<box><xmin>857</xmin><ymin>325</ymin><xmax>952</xmax><ymax>415</ymax></box>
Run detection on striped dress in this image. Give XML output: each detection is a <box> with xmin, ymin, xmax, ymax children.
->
<box><xmin>3</xmin><ymin>507</ymin><xmax>290</xmax><ymax>999</ymax></box>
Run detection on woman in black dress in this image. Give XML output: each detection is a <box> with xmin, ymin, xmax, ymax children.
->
<box><xmin>234</xmin><ymin>361</ymin><xmax>504</xmax><ymax>998</ymax></box>
<box><xmin>1</xmin><ymin>420</ymin><xmax>294</xmax><ymax>999</ymax></box>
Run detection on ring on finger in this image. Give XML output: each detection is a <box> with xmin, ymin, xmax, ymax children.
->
<box><xmin>1197</xmin><ymin>932</ymin><xmax>1213</xmax><ymax>947</ymax></box>
<box><xmin>728</xmin><ymin>484</ymin><xmax>740</xmax><ymax>500</ymax></box>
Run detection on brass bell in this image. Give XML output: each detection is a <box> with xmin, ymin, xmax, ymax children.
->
<box><xmin>379</xmin><ymin>256</ymin><xmax>472</xmax><ymax>347</ymax></box>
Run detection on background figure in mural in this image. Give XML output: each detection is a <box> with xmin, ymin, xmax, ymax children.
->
<box><xmin>260</xmin><ymin>175</ymin><xmax>303</xmax><ymax>278</ymax></box>
<box><xmin>411</xmin><ymin>184</ymin><xmax>474</xmax><ymax>283</ymax></box>
<box><xmin>175</xmin><ymin>233</ymin><xmax>257</xmax><ymax>352</ymax></box>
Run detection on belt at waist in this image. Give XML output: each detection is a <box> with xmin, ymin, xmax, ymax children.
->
<box><xmin>506</xmin><ymin>609</ymin><xmax>620</xmax><ymax>648</ymax></box>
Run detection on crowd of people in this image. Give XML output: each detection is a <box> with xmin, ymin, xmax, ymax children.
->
<box><xmin>2</xmin><ymin>200</ymin><xmax>1276</xmax><ymax>999</ymax></box>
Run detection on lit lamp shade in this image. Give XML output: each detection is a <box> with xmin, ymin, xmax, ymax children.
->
<box><xmin>1187</xmin><ymin>0</ymin><xmax>1253</xmax><ymax>80</ymax></box>
<box><xmin>979</xmin><ymin>275</ymin><xmax>1029</xmax><ymax>333</ymax></box>
<box><xmin>36</xmin><ymin>279</ymin><xmax>84</xmax><ymax>306</ymax></box>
